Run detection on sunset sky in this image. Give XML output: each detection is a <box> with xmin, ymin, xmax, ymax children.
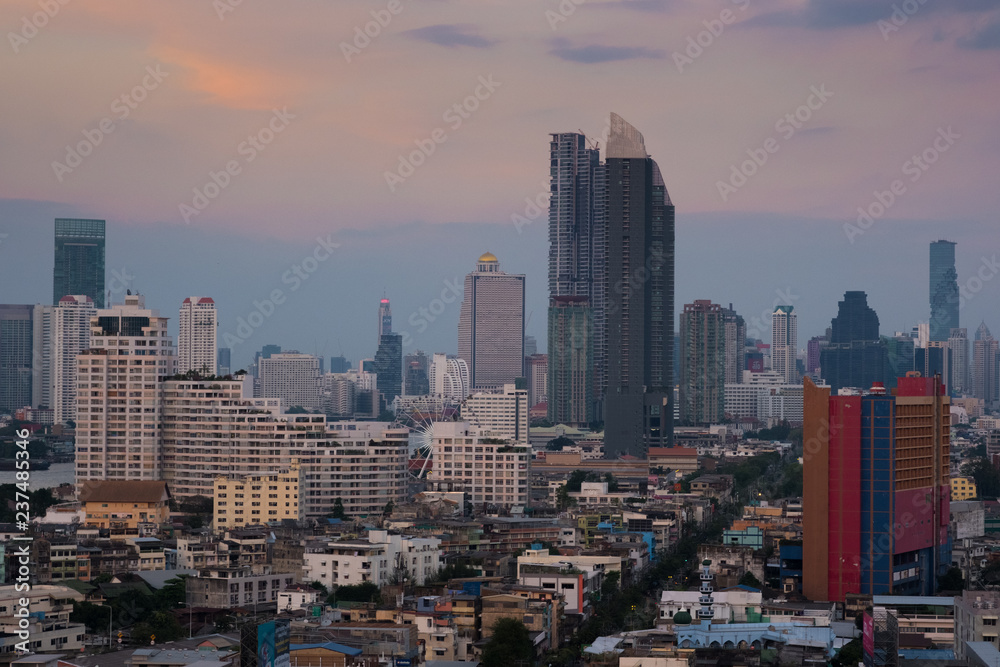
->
<box><xmin>2</xmin><ymin>0</ymin><xmax>999</xmax><ymax>366</ymax></box>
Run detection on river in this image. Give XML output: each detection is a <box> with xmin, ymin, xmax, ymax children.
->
<box><xmin>26</xmin><ymin>462</ymin><xmax>76</xmax><ymax>489</ymax></box>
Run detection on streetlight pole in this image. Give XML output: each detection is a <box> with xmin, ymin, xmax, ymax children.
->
<box><xmin>107</xmin><ymin>605</ymin><xmax>113</xmax><ymax>650</ymax></box>
<box><xmin>179</xmin><ymin>602</ymin><xmax>193</xmax><ymax>639</ymax></box>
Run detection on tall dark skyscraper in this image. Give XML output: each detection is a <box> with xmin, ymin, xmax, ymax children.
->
<box><xmin>547</xmin><ymin>132</ymin><xmax>604</xmax><ymax>423</ymax></box>
<box><xmin>679</xmin><ymin>300</ymin><xmax>724</xmax><ymax>425</ymax></box>
<box><xmin>404</xmin><ymin>350</ymin><xmax>429</xmax><ymax>396</ymax></box>
<box><xmin>819</xmin><ymin>291</ymin><xmax>887</xmax><ymax>393</ymax></box>
<box><xmin>374</xmin><ymin>333</ymin><xmax>402</xmax><ymax>407</ymax></box>
<box><xmin>0</xmin><ymin>304</ymin><xmax>35</xmax><ymax>415</ymax></box>
<box><xmin>329</xmin><ymin>355</ymin><xmax>350</xmax><ymax>373</ymax></box>
<box><xmin>929</xmin><ymin>240</ymin><xmax>958</xmax><ymax>342</ymax></box>
<box><xmin>53</xmin><ymin>218</ymin><xmax>106</xmax><ymax>308</ymax></box>
<box><xmin>378</xmin><ymin>297</ymin><xmax>392</xmax><ymax>339</ymax></box>
<box><xmin>604</xmin><ymin>113</ymin><xmax>674</xmax><ymax>457</ymax></box>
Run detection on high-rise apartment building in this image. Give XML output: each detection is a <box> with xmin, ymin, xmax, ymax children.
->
<box><xmin>547</xmin><ymin>296</ymin><xmax>593</xmax><ymax>426</ymax></box>
<box><xmin>378</xmin><ymin>297</ymin><xmax>392</xmax><ymax>339</ymax></box>
<box><xmin>214</xmin><ymin>464</ymin><xmax>304</xmax><ymax>529</ymax></box>
<box><xmin>771</xmin><ymin>306</ymin><xmax>797</xmax><ymax>384</ymax></box>
<box><xmin>949</xmin><ymin>328</ymin><xmax>970</xmax><ymax>395</ymax></box>
<box><xmin>178</xmin><ymin>296</ymin><xmax>217</xmax><ymax>375</ymax></box>
<box><xmin>722</xmin><ymin>305</ymin><xmax>746</xmax><ymax>386</ymax></box>
<box><xmin>0</xmin><ymin>304</ymin><xmax>35</xmax><ymax>415</ymax></box>
<box><xmin>429</xmin><ymin>353</ymin><xmax>470</xmax><ymax>400</ymax></box>
<box><xmin>53</xmin><ymin>218</ymin><xmax>106</xmax><ymax>308</ymax></box>
<box><xmin>259</xmin><ymin>353</ymin><xmax>320</xmax><ymax>410</ymax></box>
<box><xmin>929</xmin><ymin>240</ymin><xmax>959</xmax><ymax>342</ymax></box>
<box><xmin>679</xmin><ymin>300</ymin><xmax>725</xmax><ymax>425</ymax></box>
<box><xmin>404</xmin><ymin>351</ymin><xmax>430</xmax><ymax>396</ymax></box>
<box><xmin>462</xmin><ymin>383</ymin><xmax>529</xmax><ymax>443</ymax></box>
<box><xmin>329</xmin><ymin>355</ymin><xmax>350</xmax><ymax>374</ymax></box>
<box><xmin>548</xmin><ymin>132</ymin><xmax>605</xmax><ymax>420</ymax></box>
<box><xmin>75</xmin><ymin>293</ymin><xmax>176</xmax><ymax>484</ymax></box>
<box><xmin>604</xmin><ymin>113</ymin><xmax>675</xmax><ymax>457</ymax></box>
<box><xmin>972</xmin><ymin>322</ymin><xmax>1000</xmax><ymax>408</ymax></box>
<box><xmin>803</xmin><ymin>375</ymin><xmax>950</xmax><ymax>601</ymax></box>
<box><xmin>32</xmin><ymin>295</ymin><xmax>96</xmax><ymax>424</ymax></box>
<box><xmin>806</xmin><ymin>334</ymin><xmax>828</xmax><ymax>377</ymax></box>
<box><xmin>217</xmin><ymin>348</ymin><xmax>231</xmax><ymax>375</ymax></box>
<box><xmin>427</xmin><ymin>421</ymin><xmax>530</xmax><ymax>508</ymax></box>
<box><xmin>526</xmin><ymin>353</ymin><xmax>548</xmax><ymax>408</ymax></box>
<box><xmin>374</xmin><ymin>333</ymin><xmax>403</xmax><ymax>406</ymax></box>
<box><xmin>458</xmin><ymin>253</ymin><xmax>525</xmax><ymax>390</ymax></box>
<box><xmin>819</xmin><ymin>291</ymin><xmax>887</xmax><ymax>393</ymax></box>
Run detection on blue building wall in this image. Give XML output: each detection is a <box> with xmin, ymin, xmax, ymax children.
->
<box><xmin>860</xmin><ymin>395</ymin><xmax>895</xmax><ymax>594</ymax></box>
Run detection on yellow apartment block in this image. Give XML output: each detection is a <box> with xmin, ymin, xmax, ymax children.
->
<box><xmin>951</xmin><ymin>476</ymin><xmax>978</xmax><ymax>501</ymax></box>
<box><xmin>214</xmin><ymin>463</ymin><xmax>303</xmax><ymax>529</ymax></box>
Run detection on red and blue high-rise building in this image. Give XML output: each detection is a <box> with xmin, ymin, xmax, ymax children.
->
<box><xmin>803</xmin><ymin>374</ymin><xmax>951</xmax><ymax>601</ymax></box>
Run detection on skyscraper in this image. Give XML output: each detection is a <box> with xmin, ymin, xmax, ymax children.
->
<box><xmin>32</xmin><ymin>295</ymin><xmax>95</xmax><ymax>424</ymax></box>
<box><xmin>929</xmin><ymin>240</ymin><xmax>958</xmax><ymax>342</ymax></box>
<box><xmin>884</xmin><ymin>334</ymin><xmax>915</xmax><ymax>389</ymax></box>
<box><xmin>457</xmin><ymin>253</ymin><xmax>525</xmax><ymax>390</ymax></box>
<box><xmin>217</xmin><ymin>347</ymin><xmax>231</xmax><ymax>375</ymax></box>
<box><xmin>374</xmin><ymin>333</ymin><xmax>403</xmax><ymax>407</ymax></box>
<box><xmin>819</xmin><ymin>291</ymin><xmax>887</xmax><ymax>393</ymax></box>
<box><xmin>972</xmin><ymin>322</ymin><xmax>999</xmax><ymax>408</ymax></box>
<box><xmin>548</xmin><ymin>132</ymin><xmax>606</xmax><ymax>418</ymax></box>
<box><xmin>526</xmin><ymin>353</ymin><xmax>548</xmax><ymax>408</ymax></box>
<box><xmin>949</xmin><ymin>328</ymin><xmax>969</xmax><ymax>395</ymax></box>
<box><xmin>75</xmin><ymin>293</ymin><xmax>175</xmax><ymax>483</ymax></box>
<box><xmin>0</xmin><ymin>304</ymin><xmax>35</xmax><ymax>415</ymax></box>
<box><xmin>429</xmin><ymin>353</ymin><xmax>470</xmax><ymax>400</ymax></box>
<box><xmin>178</xmin><ymin>296</ymin><xmax>217</xmax><ymax>375</ymax></box>
<box><xmin>329</xmin><ymin>355</ymin><xmax>350</xmax><ymax>374</ymax></box>
<box><xmin>53</xmin><ymin>218</ymin><xmax>106</xmax><ymax>308</ymax></box>
<box><xmin>259</xmin><ymin>353</ymin><xmax>320</xmax><ymax>410</ymax></box>
<box><xmin>378</xmin><ymin>297</ymin><xmax>392</xmax><ymax>339</ymax></box>
<box><xmin>722</xmin><ymin>305</ymin><xmax>746</xmax><ymax>386</ymax></box>
<box><xmin>806</xmin><ymin>334</ymin><xmax>827</xmax><ymax>377</ymax></box>
<box><xmin>679</xmin><ymin>300</ymin><xmax>725</xmax><ymax>425</ymax></box>
<box><xmin>803</xmin><ymin>375</ymin><xmax>950</xmax><ymax>601</ymax></box>
<box><xmin>404</xmin><ymin>350</ymin><xmax>429</xmax><ymax>396</ymax></box>
<box><xmin>547</xmin><ymin>296</ymin><xmax>593</xmax><ymax>426</ymax></box>
<box><xmin>771</xmin><ymin>306</ymin><xmax>797</xmax><ymax>384</ymax></box>
<box><xmin>603</xmin><ymin>113</ymin><xmax>674</xmax><ymax>457</ymax></box>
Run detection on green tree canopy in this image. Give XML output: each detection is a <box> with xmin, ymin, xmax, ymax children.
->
<box><xmin>961</xmin><ymin>458</ymin><xmax>1000</xmax><ymax>498</ymax></box>
<box><xmin>482</xmin><ymin>618</ymin><xmax>534</xmax><ymax>667</ymax></box>
<box><xmin>330</xmin><ymin>582</ymin><xmax>381</xmax><ymax>603</ymax></box>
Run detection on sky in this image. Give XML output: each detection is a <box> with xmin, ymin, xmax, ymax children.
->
<box><xmin>1</xmin><ymin>0</ymin><xmax>999</xmax><ymax>368</ymax></box>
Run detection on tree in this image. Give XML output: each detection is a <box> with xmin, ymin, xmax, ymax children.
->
<box><xmin>546</xmin><ymin>436</ymin><xmax>574</xmax><ymax>451</ymax></box>
<box><xmin>382</xmin><ymin>501</ymin><xmax>395</xmax><ymax>517</ymax></box>
<box><xmin>70</xmin><ymin>601</ymin><xmax>113</xmax><ymax>634</ymax></box>
<box><xmin>962</xmin><ymin>458</ymin><xmax>1000</xmax><ymax>498</ymax></box>
<box><xmin>605</xmin><ymin>473</ymin><xmax>619</xmax><ymax>492</ymax></box>
<box><xmin>938</xmin><ymin>566</ymin><xmax>964</xmax><ymax>592</ymax></box>
<box><xmin>132</xmin><ymin>611</ymin><xmax>183</xmax><ymax>644</ymax></box>
<box><xmin>555</xmin><ymin>484</ymin><xmax>574</xmax><ymax>510</ymax></box>
<box><xmin>331</xmin><ymin>582</ymin><xmax>381</xmax><ymax>603</ymax></box>
<box><xmin>738</xmin><ymin>571</ymin><xmax>762</xmax><ymax>589</ymax></box>
<box><xmin>482</xmin><ymin>618</ymin><xmax>534</xmax><ymax>667</ymax></box>
<box><xmin>154</xmin><ymin>576</ymin><xmax>187</xmax><ymax>611</ymax></box>
<box><xmin>330</xmin><ymin>497</ymin><xmax>346</xmax><ymax>520</ymax></box>
<box><xmin>832</xmin><ymin>638</ymin><xmax>862</xmax><ymax>667</ymax></box>
<box><xmin>434</xmin><ymin>563</ymin><xmax>479</xmax><ymax>582</ymax></box>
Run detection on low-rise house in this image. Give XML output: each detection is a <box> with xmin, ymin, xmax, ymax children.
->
<box><xmin>79</xmin><ymin>480</ymin><xmax>170</xmax><ymax>537</ymax></box>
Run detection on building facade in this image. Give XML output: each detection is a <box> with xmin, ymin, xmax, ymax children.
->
<box><xmin>374</xmin><ymin>333</ymin><xmax>403</xmax><ymax>406</ymax></box>
<box><xmin>819</xmin><ymin>291</ymin><xmax>887</xmax><ymax>393</ymax></box>
<box><xmin>178</xmin><ymin>296</ymin><xmax>218</xmax><ymax>375</ymax></box>
<box><xmin>429</xmin><ymin>353</ymin><xmax>470</xmax><ymax>399</ymax></box>
<box><xmin>771</xmin><ymin>306</ymin><xmax>797</xmax><ymax>384</ymax></box>
<box><xmin>462</xmin><ymin>383</ymin><xmax>529</xmax><ymax>443</ymax></box>
<box><xmin>679</xmin><ymin>300</ymin><xmax>725</xmax><ymax>425</ymax></box>
<box><xmin>547</xmin><ymin>296</ymin><xmax>593</xmax><ymax>426</ymax></box>
<box><xmin>75</xmin><ymin>294</ymin><xmax>175</xmax><ymax>483</ymax></box>
<box><xmin>53</xmin><ymin>218</ymin><xmax>105</xmax><ymax>308</ymax></box>
<box><xmin>973</xmin><ymin>322</ymin><xmax>999</xmax><ymax>408</ymax></box>
<box><xmin>604</xmin><ymin>113</ymin><xmax>675</xmax><ymax>457</ymax></box>
<box><xmin>427</xmin><ymin>421</ymin><xmax>530</xmax><ymax>507</ymax></box>
<box><xmin>214</xmin><ymin>464</ymin><xmax>304</xmax><ymax>529</ymax></box>
<box><xmin>930</xmin><ymin>240</ymin><xmax>959</xmax><ymax>342</ymax></box>
<box><xmin>0</xmin><ymin>304</ymin><xmax>35</xmax><ymax>415</ymax></box>
<box><xmin>259</xmin><ymin>352</ymin><xmax>320</xmax><ymax>410</ymax></box>
<box><xmin>803</xmin><ymin>375</ymin><xmax>951</xmax><ymax>601</ymax></box>
<box><xmin>458</xmin><ymin>253</ymin><xmax>526</xmax><ymax>391</ymax></box>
